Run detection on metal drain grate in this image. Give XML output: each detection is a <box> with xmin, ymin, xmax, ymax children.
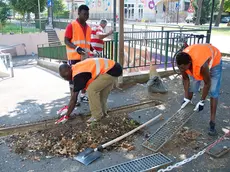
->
<box><xmin>142</xmin><ymin>103</ymin><xmax>195</xmax><ymax>152</ymax></box>
<box><xmin>94</xmin><ymin>153</ymin><xmax>172</xmax><ymax>172</ymax></box>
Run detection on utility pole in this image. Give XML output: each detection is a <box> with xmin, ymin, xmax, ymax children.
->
<box><xmin>206</xmin><ymin>0</ymin><xmax>215</xmax><ymax>43</ymax></box>
<box><xmin>38</xmin><ymin>0</ymin><xmax>41</xmax><ymax>31</ymax></box>
<box><xmin>118</xmin><ymin>0</ymin><xmax>124</xmax><ymax>85</ymax></box>
<box><xmin>113</xmin><ymin>0</ymin><xmax>116</xmax><ymax>32</ymax></box>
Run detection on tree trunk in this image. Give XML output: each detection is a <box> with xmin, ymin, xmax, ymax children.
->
<box><xmin>195</xmin><ymin>0</ymin><xmax>204</xmax><ymax>25</ymax></box>
<box><xmin>215</xmin><ymin>0</ymin><xmax>225</xmax><ymax>27</ymax></box>
<box><xmin>35</xmin><ymin>12</ymin><xmax>39</xmax><ymax>19</ymax></box>
<box><xmin>27</xmin><ymin>12</ymin><xmax>31</xmax><ymax>21</ymax></box>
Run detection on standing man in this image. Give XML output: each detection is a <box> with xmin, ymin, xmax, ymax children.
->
<box><xmin>90</xmin><ymin>19</ymin><xmax>113</xmax><ymax>57</ymax></box>
<box><xmin>176</xmin><ymin>44</ymin><xmax>222</xmax><ymax>136</ymax></box>
<box><xmin>56</xmin><ymin>58</ymin><xmax>122</xmax><ymax>124</ymax></box>
<box><xmin>64</xmin><ymin>5</ymin><xmax>98</xmax><ymax>106</ymax></box>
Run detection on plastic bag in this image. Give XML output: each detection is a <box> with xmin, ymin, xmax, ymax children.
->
<box><xmin>147</xmin><ymin>76</ymin><xmax>168</xmax><ymax>93</ymax></box>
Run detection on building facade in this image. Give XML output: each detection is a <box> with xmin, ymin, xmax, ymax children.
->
<box><xmin>66</xmin><ymin>0</ymin><xmax>193</xmax><ymax>22</ymax></box>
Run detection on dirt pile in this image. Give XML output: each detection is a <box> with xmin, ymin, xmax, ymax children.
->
<box><xmin>6</xmin><ymin>114</ymin><xmax>139</xmax><ymax>158</ymax></box>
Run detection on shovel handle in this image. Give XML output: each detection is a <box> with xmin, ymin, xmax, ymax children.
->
<box><xmin>99</xmin><ymin>113</ymin><xmax>163</xmax><ymax>150</ymax></box>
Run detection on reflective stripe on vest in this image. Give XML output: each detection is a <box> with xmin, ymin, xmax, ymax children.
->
<box><xmin>71</xmin><ymin>58</ymin><xmax>115</xmax><ymax>89</ymax></box>
<box><xmin>93</xmin><ymin>58</ymin><xmax>109</xmax><ymax>77</ymax></box>
<box><xmin>206</xmin><ymin>44</ymin><xmax>214</xmax><ymax>69</ymax></box>
<box><xmin>72</xmin><ymin>40</ymin><xmax>91</xmax><ymax>45</ymax></box>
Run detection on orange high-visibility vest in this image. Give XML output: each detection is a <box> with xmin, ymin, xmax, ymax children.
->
<box><xmin>183</xmin><ymin>44</ymin><xmax>221</xmax><ymax>80</ymax></box>
<box><xmin>66</xmin><ymin>21</ymin><xmax>91</xmax><ymax>60</ymax></box>
<box><xmin>72</xmin><ymin>58</ymin><xmax>115</xmax><ymax>89</ymax></box>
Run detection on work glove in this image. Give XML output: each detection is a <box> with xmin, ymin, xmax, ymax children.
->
<box><xmin>55</xmin><ymin>115</ymin><xmax>69</xmax><ymax>124</ymax></box>
<box><xmin>57</xmin><ymin>105</ymin><xmax>68</xmax><ymax>117</ymax></box>
<box><xmin>194</xmin><ymin>100</ymin><xmax>205</xmax><ymax>112</ymax></box>
<box><xmin>93</xmin><ymin>49</ymin><xmax>100</xmax><ymax>57</ymax></box>
<box><xmin>181</xmin><ymin>98</ymin><xmax>191</xmax><ymax>109</ymax></box>
<box><xmin>75</xmin><ymin>46</ymin><xmax>85</xmax><ymax>55</ymax></box>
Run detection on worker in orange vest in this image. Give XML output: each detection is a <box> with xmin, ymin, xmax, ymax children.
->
<box><xmin>56</xmin><ymin>58</ymin><xmax>122</xmax><ymax>124</ymax></box>
<box><xmin>176</xmin><ymin>44</ymin><xmax>222</xmax><ymax>136</ymax></box>
<box><xmin>64</xmin><ymin>5</ymin><xmax>99</xmax><ymax>107</ymax></box>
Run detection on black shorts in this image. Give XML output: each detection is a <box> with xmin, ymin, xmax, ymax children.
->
<box><xmin>68</xmin><ymin>60</ymin><xmax>81</xmax><ymax>86</ymax></box>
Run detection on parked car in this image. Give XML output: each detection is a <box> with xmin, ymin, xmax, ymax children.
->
<box><xmin>221</xmin><ymin>17</ymin><xmax>230</xmax><ymax>23</ymax></box>
<box><xmin>185</xmin><ymin>16</ymin><xmax>194</xmax><ymax>23</ymax></box>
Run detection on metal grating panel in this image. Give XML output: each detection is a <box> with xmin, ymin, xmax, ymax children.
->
<box><xmin>94</xmin><ymin>153</ymin><xmax>172</xmax><ymax>172</ymax></box>
<box><xmin>142</xmin><ymin>103</ymin><xmax>195</xmax><ymax>152</ymax></box>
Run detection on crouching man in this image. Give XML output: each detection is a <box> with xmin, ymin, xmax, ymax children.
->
<box><xmin>56</xmin><ymin>58</ymin><xmax>122</xmax><ymax>124</ymax></box>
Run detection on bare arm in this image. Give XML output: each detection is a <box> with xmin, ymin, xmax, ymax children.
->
<box><xmin>64</xmin><ymin>37</ymin><xmax>77</xmax><ymax>49</ymax></box>
<box><xmin>98</xmin><ymin>32</ymin><xmax>112</xmax><ymax>40</ymax></box>
<box><xmin>66</xmin><ymin>92</ymin><xmax>78</xmax><ymax>117</ymax></box>
<box><xmin>181</xmin><ymin>71</ymin><xmax>190</xmax><ymax>99</ymax></box>
<box><xmin>200</xmin><ymin>63</ymin><xmax>211</xmax><ymax>100</ymax></box>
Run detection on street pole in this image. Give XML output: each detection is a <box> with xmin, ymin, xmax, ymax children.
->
<box><xmin>38</xmin><ymin>0</ymin><xmax>41</xmax><ymax>32</ymax></box>
<box><xmin>113</xmin><ymin>0</ymin><xmax>116</xmax><ymax>32</ymax></box>
<box><xmin>117</xmin><ymin>0</ymin><xmax>124</xmax><ymax>86</ymax></box>
<box><xmin>119</xmin><ymin>0</ymin><xmax>124</xmax><ymax>67</ymax></box>
<box><xmin>206</xmin><ymin>0</ymin><xmax>215</xmax><ymax>43</ymax></box>
<box><xmin>176</xmin><ymin>0</ymin><xmax>179</xmax><ymax>24</ymax></box>
<box><xmin>51</xmin><ymin>0</ymin><xmax>53</xmax><ymax>27</ymax></box>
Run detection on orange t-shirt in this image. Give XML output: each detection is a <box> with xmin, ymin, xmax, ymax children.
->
<box><xmin>183</xmin><ymin>44</ymin><xmax>221</xmax><ymax>80</ymax></box>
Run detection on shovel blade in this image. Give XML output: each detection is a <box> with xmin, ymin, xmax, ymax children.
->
<box><xmin>74</xmin><ymin>148</ymin><xmax>102</xmax><ymax>166</ymax></box>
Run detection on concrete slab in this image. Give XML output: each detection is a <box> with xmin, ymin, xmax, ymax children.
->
<box><xmin>0</xmin><ymin>62</ymin><xmax>151</xmax><ymax>126</ymax></box>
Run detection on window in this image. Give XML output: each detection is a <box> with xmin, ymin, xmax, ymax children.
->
<box><xmin>138</xmin><ymin>4</ymin><xmax>143</xmax><ymax>19</ymax></box>
<box><xmin>125</xmin><ymin>3</ymin><xmax>135</xmax><ymax>19</ymax></box>
<box><xmin>184</xmin><ymin>2</ymin><xmax>190</xmax><ymax>11</ymax></box>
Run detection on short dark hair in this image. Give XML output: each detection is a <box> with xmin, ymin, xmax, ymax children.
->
<box><xmin>78</xmin><ymin>5</ymin><xmax>89</xmax><ymax>13</ymax></box>
<box><xmin>59</xmin><ymin>63</ymin><xmax>70</xmax><ymax>72</ymax></box>
<box><xmin>176</xmin><ymin>52</ymin><xmax>191</xmax><ymax>65</ymax></box>
<box><xmin>100</xmin><ymin>19</ymin><xmax>108</xmax><ymax>25</ymax></box>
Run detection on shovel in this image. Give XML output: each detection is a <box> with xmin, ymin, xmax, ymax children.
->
<box><xmin>74</xmin><ymin>113</ymin><xmax>163</xmax><ymax>165</ymax></box>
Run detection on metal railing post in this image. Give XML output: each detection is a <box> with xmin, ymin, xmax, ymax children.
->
<box><xmin>114</xmin><ymin>32</ymin><xmax>118</xmax><ymax>62</ymax></box>
<box><xmin>8</xmin><ymin>54</ymin><xmax>14</xmax><ymax>77</ymax></box>
<box><xmin>165</xmin><ymin>31</ymin><xmax>169</xmax><ymax>70</ymax></box>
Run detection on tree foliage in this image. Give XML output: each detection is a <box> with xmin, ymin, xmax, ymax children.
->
<box><xmin>224</xmin><ymin>0</ymin><xmax>230</xmax><ymax>12</ymax></box>
<box><xmin>193</xmin><ymin>0</ymin><xmax>219</xmax><ymax>25</ymax></box>
<box><xmin>53</xmin><ymin>0</ymin><xmax>66</xmax><ymax>17</ymax></box>
<box><xmin>0</xmin><ymin>1</ymin><xmax>10</xmax><ymax>26</ymax></box>
<box><xmin>9</xmin><ymin>0</ymin><xmax>46</xmax><ymax>19</ymax></box>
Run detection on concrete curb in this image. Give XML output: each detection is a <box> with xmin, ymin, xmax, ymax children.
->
<box><xmin>37</xmin><ymin>59</ymin><xmax>176</xmax><ymax>85</ymax></box>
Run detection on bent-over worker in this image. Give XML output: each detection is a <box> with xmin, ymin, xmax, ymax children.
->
<box><xmin>176</xmin><ymin>44</ymin><xmax>222</xmax><ymax>136</ymax></box>
<box><xmin>56</xmin><ymin>58</ymin><xmax>122</xmax><ymax>124</ymax></box>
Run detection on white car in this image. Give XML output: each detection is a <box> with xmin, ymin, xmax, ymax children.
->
<box><xmin>185</xmin><ymin>15</ymin><xmax>194</xmax><ymax>23</ymax></box>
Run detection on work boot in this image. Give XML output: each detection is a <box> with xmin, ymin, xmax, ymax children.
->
<box><xmin>208</xmin><ymin>121</ymin><xmax>217</xmax><ymax>136</ymax></box>
<box><xmin>87</xmin><ymin>117</ymin><xmax>98</xmax><ymax>123</ymax></box>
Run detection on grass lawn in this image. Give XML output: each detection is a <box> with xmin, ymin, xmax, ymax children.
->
<box><xmin>212</xmin><ymin>27</ymin><xmax>230</xmax><ymax>35</ymax></box>
<box><xmin>0</xmin><ymin>23</ymin><xmax>40</xmax><ymax>34</ymax></box>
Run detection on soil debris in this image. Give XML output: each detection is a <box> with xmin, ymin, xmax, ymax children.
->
<box><xmin>6</xmin><ymin>113</ymin><xmax>139</xmax><ymax>158</ymax></box>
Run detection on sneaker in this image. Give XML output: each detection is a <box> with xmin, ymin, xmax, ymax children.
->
<box><xmin>57</xmin><ymin>106</ymin><xmax>68</xmax><ymax>117</ymax></box>
<box><xmin>55</xmin><ymin>115</ymin><xmax>69</xmax><ymax>124</ymax></box>
<box><xmin>80</xmin><ymin>95</ymin><xmax>89</xmax><ymax>103</ymax></box>
<box><xmin>208</xmin><ymin>121</ymin><xmax>217</xmax><ymax>136</ymax></box>
<box><xmin>87</xmin><ymin>117</ymin><xmax>98</xmax><ymax>123</ymax></box>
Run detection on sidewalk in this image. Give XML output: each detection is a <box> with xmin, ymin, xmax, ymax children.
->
<box><xmin>0</xmin><ymin>56</ymin><xmax>151</xmax><ymax>126</ymax></box>
<box><xmin>0</xmin><ymin>56</ymin><xmax>229</xmax><ymax>172</ymax></box>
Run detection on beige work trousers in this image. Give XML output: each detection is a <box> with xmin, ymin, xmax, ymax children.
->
<box><xmin>87</xmin><ymin>73</ymin><xmax>116</xmax><ymax>119</ymax></box>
